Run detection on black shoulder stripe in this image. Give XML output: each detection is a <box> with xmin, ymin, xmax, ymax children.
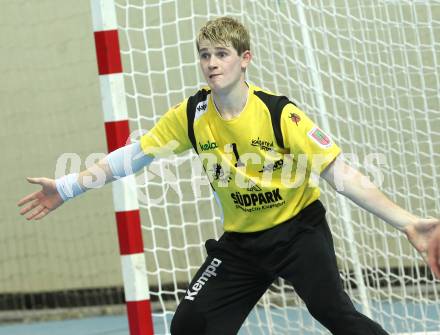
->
<box><xmin>186</xmin><ymin>88</ymin><xmax>210</xmax><ymax>154</ymax></box>
<box><xmin>254</xmin><ymin>90</ymin><xmax>297</xmax><ymax>149</ymax></box>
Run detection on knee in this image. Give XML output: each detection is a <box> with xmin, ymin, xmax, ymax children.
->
<box><xmin>305</xmin><ymin>290</ymin><xmax>354</xmax><ymax>329</ymax></box>
<box><xmin>307</xmin><ymin>299</ymin><xmax>338</xmax><ymax>324</ymax></box>
<box><xmin>170</xmin><ymin>303</ymin><xmax>206</xmax><ymax>335</ymax></box>
<box><xmin>305</xmin><ymin>293</ymin><xmax>386</xmax><ymax>334</ymax></box>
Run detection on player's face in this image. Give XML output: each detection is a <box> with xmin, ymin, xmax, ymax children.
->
<box><xmin>198</xmin><ymin>40</ymin><xmax>251</xmax><ymax>94</ymax></box>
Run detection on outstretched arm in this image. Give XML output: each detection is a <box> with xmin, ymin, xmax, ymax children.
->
<box><xmin>18</xmin><ymin>142</ymin><xmax>153</xmax><ymax>221</ymax></box>
<box><xmin>17</xmin><ymin>159</ymin><xmax>110</xmax><ymax>221</ymax></box>
<box><xmin>321</xmin><ymin>156</ymin><xmax>439</xmax><ymax>257</ymax></box>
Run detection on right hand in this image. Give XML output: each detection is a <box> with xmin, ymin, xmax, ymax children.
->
<box><xmin>17</xmin><ymin>177</ymin><xmax>64</xmax><ymax>221</ymax></box>
<box><xmin>428</xmin><ymin>224</ymin><xmax>440</xmax><ymax>279</ymax></box>
<box><xmin>404</xmin><ymin>218</ymin><xmax>439</xmax><ymax>266</ymax></box>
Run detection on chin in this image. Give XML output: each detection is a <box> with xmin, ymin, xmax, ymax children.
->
<box><xmin>209</xmin><ymin>80</ymin><xmax>236</xmax><ymax>95</ymax></box>
<box><xmin>207</xmin><ymin>82</ymin><xmax>224</xmax><ymax>94</ymax></box>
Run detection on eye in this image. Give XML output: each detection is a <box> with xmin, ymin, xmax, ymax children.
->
<box><xmin>200</xmin><ymin>53</ymin><xmax>210</xmax><ymax>60</ymax></box>
<box><xmin>218</xmin><ymin>52</ymin><xmax>227</xmax><ymax>58</ymax></box>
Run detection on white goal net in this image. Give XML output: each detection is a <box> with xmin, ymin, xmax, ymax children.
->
<box><xmin>114</xmin><ymin>0</ymin><xmax>440</xmax><ymax>334</ymax></box>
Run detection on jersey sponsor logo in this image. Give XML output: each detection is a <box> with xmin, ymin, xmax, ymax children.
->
<box><xmin>246</xmin><ymin>179</ymin><xmax>262</xmax><ymax>192</ymax></box>
<box><xmin>230</xmin><ymin>142</ymin><xmax>245</xmax><ymax>167</ymax></box>
<box><xmin>195</xmin><ymin>99</ymin><xmax>208</xmax><ymax>120</ymax></box>
<box><xmin>184</xmin><ymin>258</ymin><xmax>222</xmax><ymax>301</ymax></box>
<box><xmin>250</xmin><ymin>137</ymin><xmax>274</xmax><ymax>151</ymax></box>
<box><xmin>289</xmin><ymin>112</ymin><xmax>301</xmax><ymax>125</ymax></box>
<box><xmin>199</xmin><ymin>140</ymin><xmax>218</xmax><ymax>151</ymax></box>
<box><xmin>209</xmin><ymin>163</ymin><xmax>233</xmax><ymax>184</ymax></box>
<box><xmin>231</xmin><ymin>188</ymin><xmax>283</xmax><ymax>207</ymax></box>
<box><xmin>259</xmin><ymin>159</ymin><xmax>284</xmax><ymax>173</ymax></box>
<box><xmin>308</xmin><ymin>127</ymin><xmax>332</xmax><ymax>148</ymax></box>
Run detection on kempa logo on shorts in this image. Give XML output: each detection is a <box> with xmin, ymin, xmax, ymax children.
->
<box><xmin>199</xmin><ymin>140</ymin><xmax>218</xmax><ymax>151</ymax></box>
<box><xmin>185</xmin><ymin>258</ymin><xmax>222</xmax><ymax>301</ymax></box>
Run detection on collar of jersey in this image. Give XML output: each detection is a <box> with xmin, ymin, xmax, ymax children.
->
<box><xmin>210</xmin><ymin>82</ymin><xmax>253</xmax><ymax>123</ymax></box>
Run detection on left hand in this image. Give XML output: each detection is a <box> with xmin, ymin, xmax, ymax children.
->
<box><xmin>404</xmin><ymin>218</ymin><xmax>440</xmax><ymax>262</ymax></box>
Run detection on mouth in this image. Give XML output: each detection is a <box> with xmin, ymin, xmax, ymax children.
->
<box><xmin>209</xmin><ymin>74</ymin><xmax>221</xmax><ymax>79</ymax></box>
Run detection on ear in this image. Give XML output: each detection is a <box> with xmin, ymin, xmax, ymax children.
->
<box><xmin>241</xmin><ymin>50</ymin><xmax>252</xmax><ymax>70</ymax></box>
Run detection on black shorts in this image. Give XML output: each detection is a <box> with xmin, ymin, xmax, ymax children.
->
<box><xmin>171</xmin><ymin>200</ymin><xmax>388</xmax><ymax>335</ymax></box>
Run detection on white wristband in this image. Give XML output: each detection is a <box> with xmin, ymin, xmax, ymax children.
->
<box><xmin>55</xmin><ymin>173</ymin><xmax>85</xmax><ymax>202</ymax></box>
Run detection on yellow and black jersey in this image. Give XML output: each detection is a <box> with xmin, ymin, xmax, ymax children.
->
<box><xmin>140</xmin><ymin>83</ymin><xmax>341</xmax><ymax>232</ymax></box>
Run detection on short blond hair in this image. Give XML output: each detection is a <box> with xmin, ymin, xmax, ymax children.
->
<box><xmin>196</xmin><ymin>17</ymin><xmax>250</xmax><ymax>55</ymax></box>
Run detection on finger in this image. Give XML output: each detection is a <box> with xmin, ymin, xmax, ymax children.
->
<box><xmin>26</xmin><ymin>177</ymin><xmax>44</xmax><ymax>185</ymax></box>
<box><xmin>428</xmin><ymin>242</ymin><xmax>435</xmax><ymax>266</ymax></box>
<box><xmin>435</xmin><ymin>262</ymin><xmax>440</xmax><ymax>279</ymax></box>
<box><xmin>433</xmin><ymin>245</ymin><xmax>440</xmax><ymax>279</ymax></box>
<box><xmin>432</xmin><ymin>256</ymin><xmax>440</xmax><ymax>279</ymax></box>
<box><xmin>419</xmin><ymin>250</ymin><xmax>428</xmax><ymax>265</ymax></box>
<box><xmin>426</xmin><ymin>218</ymin><xmax>440</xmax><ymax>226</ymax></box>
<box><xmin>19</xmin><ymin>199</ymin><xmax>40</xmax><ymax>215</ymax></box>
<box><xmin>17</xmin><ymin>191</ymin><xmax>39</xmax><ymax>206</ymax></box>
<box><xmin>26</xmin><ymin>205</ymin><xmax>45</xmax><ymax>221</ymax></box>
<box><xmin>34</xmin><ymin>208</ymin><xmax>50</xmax><ymax>220</ymax></box>
<box><xmin>428</xmin><ymin>237</ymin><xmax>440</xmax><ymax>278</ymax></box>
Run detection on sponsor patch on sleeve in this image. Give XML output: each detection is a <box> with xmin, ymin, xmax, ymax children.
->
<box><xmin>289</xmin><ymin>112</ymin><xmax>301</xmax><ymax>126</ymax></box>
<box><xmin>307</xmin><ymin>127</ymin><xmax>332</xmax><ymax>148</ymax></box>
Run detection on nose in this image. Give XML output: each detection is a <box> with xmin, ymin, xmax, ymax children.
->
<box><xmin>208</xmin><ymin>56</ymin><xmax>218</xmax><ymax>70</ymax></box>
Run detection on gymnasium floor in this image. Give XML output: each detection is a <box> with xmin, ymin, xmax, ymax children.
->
<box><xmin>0</xmin><ymin>301</ymin><xmax>439</xmax><ymax>335</ymax></box>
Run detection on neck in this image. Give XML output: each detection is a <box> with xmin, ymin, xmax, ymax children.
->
<box><xmin>212</xmin><ymin>80</ymin><xmax>249</xmax><ymax>120</ymax></box>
